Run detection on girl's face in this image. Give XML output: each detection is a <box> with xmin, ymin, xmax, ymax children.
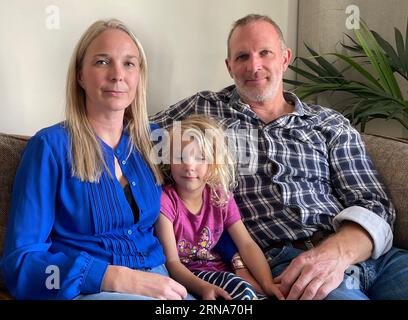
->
<box><xmin>170</xmin><ymin>140</ymin><xmax>209</xmax><ymax>195</ymax></box>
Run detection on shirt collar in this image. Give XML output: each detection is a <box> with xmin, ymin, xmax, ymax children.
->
<box><xmin>283</xmin><ymin>91</ymin><xmax>315</xmax><ymax>118</ymax></box>
<box><xmin>230</xmin><ymin>88</ymin><xmax>260</xmax><ymax>119</ymax></box>
<box><xmin>229</xmin><ymin>87</ymin><xmax>316</xmax><ymax>120</ymax></box>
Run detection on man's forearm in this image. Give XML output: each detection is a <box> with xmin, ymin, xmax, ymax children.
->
<box><xmin>323</xmin><ymin>221</ymin><xmax>374</xmax><ymax>265</ymax></box>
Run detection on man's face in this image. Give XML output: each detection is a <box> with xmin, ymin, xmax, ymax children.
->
<box><xmin>225</xmin><ymin>21</ymin><xmax>291</xmax><ymax>105</ymax></box>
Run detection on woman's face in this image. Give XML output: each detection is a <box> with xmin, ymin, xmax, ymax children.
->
<box><xmin>78</xmin><ymin>29</ymin><xmax>141</xmax><ymax>115</ymax></box>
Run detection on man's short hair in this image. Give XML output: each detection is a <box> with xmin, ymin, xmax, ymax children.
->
<box><xmin>227</xmin><ymin>13</ymin><xmax>287</xmax><ymax>58</ymax></box>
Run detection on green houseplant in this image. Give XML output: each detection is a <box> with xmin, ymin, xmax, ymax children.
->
<box><xmin>284</xmin><ymin>19</ymin><xmax>408</xmax><ymax>132</ymax></box>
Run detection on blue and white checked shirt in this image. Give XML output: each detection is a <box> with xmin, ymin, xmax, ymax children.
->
<box><xmin>150</xmin><ymin>85</ymin><xmax>395</xmax><ymax>259</ymax></box>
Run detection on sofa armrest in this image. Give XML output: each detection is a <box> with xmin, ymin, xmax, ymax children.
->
<box><xmin>0</xmin><ymin>133</ymin><xmax>30</xmax><ymax>299</ymax></box>
<box><xmin>362</xmin><ymin>133</ymin><xmax>408</xmax><ymax>250</ymax></box>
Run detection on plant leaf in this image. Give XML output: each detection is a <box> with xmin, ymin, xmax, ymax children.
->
<box><xmin>287</xmin><ymin>65</ymin><xmax>331</xmax><ymax>83</ymax></box>
<box><xmin>354</xmin><ymin>20</ymin><xmax>403</xmax><ymax>99</ymax></box>
<box><xmin>403</xmin><ymin>18</ymin><xmax>408</xmax><ymax>79</ymax></box>
<box><xmin>304</xmin><ymin>44</ymin><xmax>342</xmax><ymax>77</ymax></box>
<box><xmin>372</xmin><ymin>30</ymin><xmax>403</xmax><ymax>74</ymax></box>
<box><xmin>283</xmin><ymin>78</ymin><xmax>304</xmax><ymax>86</ymax></box>
<box><xmin>395</xmin><ymin>27</ymin><xmax>408</xmax><ymax>77</ymax></box>
<box><xmin>287</xmin><ymin>19</ymin><xmax>408</xmax><ymax>133</ymax></box>
<box><xmin>329</xmin><ymin>53</ymin><xmax>383</xmax><ymax>90</ymax></box>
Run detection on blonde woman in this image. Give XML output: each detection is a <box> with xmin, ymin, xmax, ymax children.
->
<box><xmin>156</xmin><ymin>115</ymin><xmax>284</xmax><ymax>300</ymax></box>
<box><xmin>1</xmin><ymin>19</ymin><xmax>188</xmax><ymax>300</ymax></box>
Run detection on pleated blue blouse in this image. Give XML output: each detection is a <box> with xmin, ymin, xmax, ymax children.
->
<box><xmin>1</xmin><ymin>123</ymin><xmax>164</xmax><ymax>299</ymax></box>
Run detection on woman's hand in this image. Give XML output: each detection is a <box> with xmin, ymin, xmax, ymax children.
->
<box><xmin>199</xmin><ymin>282</ymin><xmax>231</xmax><ymax>300</ymax></box>
<box><xmin>102</xmin><ymin>265</ymin><xmax>188</xmax><ymax>300</ymax></box>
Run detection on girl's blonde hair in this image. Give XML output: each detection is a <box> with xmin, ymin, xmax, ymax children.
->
<box><xmin>163</xmin><ymin>115</ymin><xmax>236</xmax><ymax>207</ymax></box>
<box><xmin>65</xmin><ymin>18</ymin><xmax>163</xmax><ymax>184</ymax></box>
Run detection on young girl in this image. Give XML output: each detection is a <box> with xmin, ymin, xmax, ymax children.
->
<box><xmin>155</xmin><ymin>115</ymin><xmax>284</xmax><ymax>300</ymax></box>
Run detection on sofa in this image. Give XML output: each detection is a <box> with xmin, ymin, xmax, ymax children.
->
<box><xmin>0</xmin><ymin>131</ymin><xmax>408</xmax><ymax>299</ymax></box>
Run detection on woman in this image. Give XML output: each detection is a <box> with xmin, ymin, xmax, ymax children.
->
<box><xmin>0</xmin><ymin>19</ymin><xmax>187</xmax><ymax>300</ymax></box>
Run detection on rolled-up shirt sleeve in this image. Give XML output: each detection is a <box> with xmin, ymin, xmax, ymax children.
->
<box><xmin>333</xmin><ymin>206</ymin><xmax>393</xmax><ymax>259</ymax></box>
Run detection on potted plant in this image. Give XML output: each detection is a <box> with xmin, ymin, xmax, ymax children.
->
<box><xmin>284</xmin><ymin>19</ymin><xmax>408</xmax><ymax>132</ymax></box>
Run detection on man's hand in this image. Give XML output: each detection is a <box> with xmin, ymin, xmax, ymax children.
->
<box><xmin>102</xmin><ymin>265</ymin><xmax>188</xmax><ymax>300</ymax></box>
<box><xmin>274</xmin><ymin>222</ymin><xmax>373</xmax><ymax>300</ymax></box>
<box><xmin>274</xmin><ymin>243</ymin><xmax>348</xmax><ymax>300</ymax></box>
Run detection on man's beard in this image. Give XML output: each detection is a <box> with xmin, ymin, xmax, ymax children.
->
<box><xmin>234</xmin><ymin>75</ymin><xmax>281</xmax><ymax>104</ymax></box>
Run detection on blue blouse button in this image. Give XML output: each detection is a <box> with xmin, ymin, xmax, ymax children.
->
<box><xmin>122</xmin><ymin>160</ymin><xmax>126</xmax><ymax>165</ymax></box>
<box><xmin>127</xmin><ymin>229</ymin><xmax>132</xmax><ymax>235</ymax></box>
<box><xmin>131</xmin><ymin>181</ymin><xmax>136</xmax><ymax>186</ymax></box>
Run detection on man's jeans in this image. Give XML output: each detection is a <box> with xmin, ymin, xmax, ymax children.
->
<box><xmin>266</xmin><ymin>245</ymin><xmax>408</xmax><ymax>300</ymax></box>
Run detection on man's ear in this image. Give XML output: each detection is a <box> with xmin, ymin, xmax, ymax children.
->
<box><xmin>282</xmin><ymin>48</ymin><xmax>292</xmax><ymax>72</ymax></box>
<box><xmin>225</xmin><ymin>58</ymin><xmax>233</xmax><ymax>78</ymax></box>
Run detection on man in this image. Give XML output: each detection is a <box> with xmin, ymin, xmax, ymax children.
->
<box><xmin>150</xmin><ymin>14</ymin><xmax>408</xmax><ymax>299</ymax></box>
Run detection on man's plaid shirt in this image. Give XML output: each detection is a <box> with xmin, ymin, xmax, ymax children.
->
<box><xmin>150</xmin><ymin>85</ymin><xmax>395</xmax><ymax>258</ymax></box>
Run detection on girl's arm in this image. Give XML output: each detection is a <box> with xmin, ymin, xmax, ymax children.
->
<box><xmin>214</xmin><ymin>232</ymin><xmax>265</xmax><ymax>294</ymax></box>
<box><xmin>227</xmin><ymin>221</ymin><xmax>285</xmax><ymax>300</ymax></box>
<box><xmin>155</xmin><ymin>214</ymin><xmax>231</xmax><ymax>300</ymax></box>
<box><xmin>234</xmin><ymin>262</ymin><xmax>265</xmax><ymax>294</ymax></box>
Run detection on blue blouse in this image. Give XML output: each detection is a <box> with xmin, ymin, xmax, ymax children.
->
<box><xmin>0</xmin><ymin>123</ymin><xmax>164</xmax><ymax>299</ymax></box>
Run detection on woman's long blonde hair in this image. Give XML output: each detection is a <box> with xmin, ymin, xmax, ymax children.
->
<box><xmin>65</xmin><ymin>19</ymin><xmax>163</xmax><ymax>184</ymax></box>
<box><xmin>163</xmin><ymin>115</ymin><xmax>236</xmax><ymax>207</ymax></box>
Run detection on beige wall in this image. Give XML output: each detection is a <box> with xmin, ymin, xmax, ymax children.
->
<box><xmin>0</xmin><ymin>0</ymin><xmax>298</xmax><ymax>136</ymax></box>
<box><xmin>297</xmin><ymin>0</ymin><xmax>408</xmax><ymax>138</ymax></box>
